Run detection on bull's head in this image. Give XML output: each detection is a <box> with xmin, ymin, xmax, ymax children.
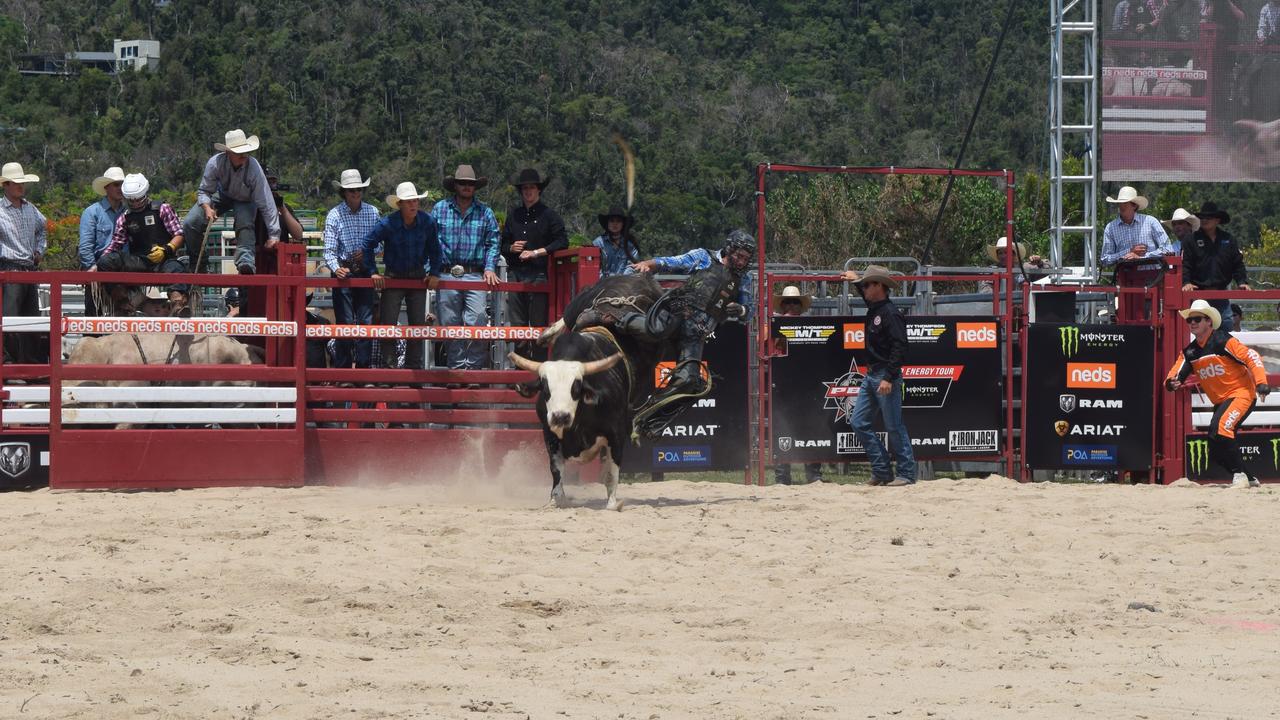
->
<box><xmin>509</xmin><ymin>352</ymin><xmax>622</xmax><ymax>438</ymax></box>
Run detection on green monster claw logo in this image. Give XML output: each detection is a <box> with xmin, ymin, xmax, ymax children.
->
<box><xmin>1187</xmin><ymin>439</ymin><xmax>1209</xmax><ymax>476</ymax></box>
<box><xmin>1273</xmin><ymin>438</ymin><xmax>1280</xmax><ymax>471</ymax></box>
<box><xmin>1060</xmin><ymin>326</ymin><xmax>1080</xmax><ymax>357</ymax></box>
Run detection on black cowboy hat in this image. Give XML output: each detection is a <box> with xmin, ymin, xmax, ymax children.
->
<box><xmin>597</xmin><ymin>206</ymin><xmax>632</xmax><ymax>232</ymax></box>
<box><xmin>509</xmin><ymin>167</ymin><xmax>550</xmax><ymax>190</ymax></box>
<box><xmin>1194</xmin><ymin>201</ymin><xmax>1230</xmax><ymax>224</ymax></box>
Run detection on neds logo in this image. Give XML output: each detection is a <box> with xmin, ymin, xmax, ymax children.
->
<box><xmin>843</xmin><ymin>323</ymin><xmax>865</xmax><ymax>349</ymax></box>
<box><xmin>1066</xmin><ymin>362</ymin><xmax>1116</xmax><ymax>389</ymax></box>
<box><xmin>956</xmin><ymin>322</ymin><xmax>997</xmax><ymax>348</ymax></box>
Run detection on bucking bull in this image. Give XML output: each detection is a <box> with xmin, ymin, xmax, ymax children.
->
<box><xmin>64</xmin><ymin>332</ymin><xmax>255</xmax><ymax>429</ymax></box>
<box><xmin>510</xmin><ymin>274</ymin><xmax>665</xmax><ymax>510</ymax></box>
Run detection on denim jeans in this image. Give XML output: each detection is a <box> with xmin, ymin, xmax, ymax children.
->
<box><xmin>849</xmin><ymin>368</ymin><xmax>916</xmax><ymax>482</ymax></box>
<box><xmin>181</xmin><ymin>193</ymin><xmax>258</xmax><ymax>272</ymax></box>
<box><xmin>436</xmin><ymin>272</ymin><xmax>490</xmax><ymax>369</ymax></box>
<box><xmin>331</xmin><ymin>280</ymin><xmax>374</xmax><ymax>369</ymax></box>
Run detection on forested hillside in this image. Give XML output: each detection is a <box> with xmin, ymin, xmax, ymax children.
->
<box><xmin>0</xmin><ymin>0</ymin><xmax>1275</xmax><ymax>271</ymax></box>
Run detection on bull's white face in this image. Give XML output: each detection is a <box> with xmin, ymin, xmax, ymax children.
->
<box><xmin>540</xmin><ymin>360</ymin><xmax>594</xmax><ymax>438</ymax></box>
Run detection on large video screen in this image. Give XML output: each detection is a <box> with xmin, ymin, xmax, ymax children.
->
<box><xmin>1101</xmin><ymin>1</ymin><xmax>1280</xmax><ymax>181</ymax></box>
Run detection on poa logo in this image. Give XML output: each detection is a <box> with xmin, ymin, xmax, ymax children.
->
<box><xmin>1060</xmin><ymin>326</ymin><xmax>1080</xmax><ymax>357</ymax></box>
<box><xmin>1187</xmin><ymin>438</ymin><xmax>1210</xmax><ymax>476</ymax></box>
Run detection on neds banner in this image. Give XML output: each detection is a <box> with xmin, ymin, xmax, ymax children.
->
<box><xmin>1024</xmin><ymin>323</ymin><xmax>1154</xmax><ymax>470</ymax></box>
<box><xmin>769</xmin><ymin>316</ymin><xmax>1003</xmax><ymax>463</ymax></box>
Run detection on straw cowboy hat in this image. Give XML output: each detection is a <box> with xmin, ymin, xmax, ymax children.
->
<box><xmin>771</xmin><ymin>285</ymin><xmax>812</xmax><ymax>313</ymax></box>
<box><xmin>443</xmin><ymin>164</ymin><xmax>488</xmax><ymax>192</ymax></box>
<box><xmin>1194</xmin><ymin>201</ymin><xmax>1231</xmax><ymax>225</ymax></box>
<box><xmin>509</xmin><ymin>167</ymin><xmax>550</xmax><ymax>190</ymax></box>
<box><xmin>385</xmin><ymin>181</ymin><xmax>431</xmax><ymax>209</ymax></box>
<box><xmin>986</xmin><ymin>236</ymin><xmax>1029</xmax><ymax>263</ymax></box>
<box><xmin>1178</xmin><ymin>299</ymin><xmax>1222</xmax><ymax>330</ymax></box>
<box><xmin>332</xmin><ymin>168</ymin><xmax>371</xmax><ymax>190</ymax></box>
<box><xmin>214</xmin><ymin>128</ymin><xmax>260</xmax><ymax>154</ymax></box>
<box><xmin>851</xmin><ymin>264</ymin><xmax>901</xmax><ymax>288</ymax></box>
<box><xmin>91</xmin><ymin>166</ymin><xmax>126</xmax><ymax>195</ymax></box>
<box><xmin>1104</xmin><ymin>185</ymin><xmax>1148</xmax><ymax>210</ymax></box>
<box><xmin>597</xmin><ymin>206</ymin><xmax>633</xmax><ymax>232</ymax></box>
<box><xmin>0</xmin><ymin>162</ymin><xmax>39</xmax><ymax>184</ymax></box>
<box><xmin>1163</xmin><ymin>207</ymin><xmax>1201</xmax><ymax>232</ymax></box>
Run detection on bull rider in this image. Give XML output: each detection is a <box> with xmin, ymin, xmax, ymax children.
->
<box><xmin>92</xmin><ymin>173</ymin><xmax>189</xmax><ymax>312</ymax></box>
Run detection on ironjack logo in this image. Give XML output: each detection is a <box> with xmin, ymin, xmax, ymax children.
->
<box><xmin>1060</xmin><ymin>326</ymin><xmax>1079</xmax><ymax>357</ymax></box>
<box><xmin>1188</xmin><ymin>439</ymin><xmax>1210</xmax><ymax>476</ymax></box>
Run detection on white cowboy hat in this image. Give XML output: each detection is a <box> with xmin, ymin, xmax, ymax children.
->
<box><xmin>214</xmin><ymin>128</ymin><xmax>260</xmax><ymax>154</ymax></box>
<box><xmin>332</xmin><ymin>168</ymin><xmax>371</xmax><ymax>190</ymax></box>
<box><xmin>91</xmin><ymin>166</ymin><xmax>126</xmax><ymax>195</ymax></box>
<box><xmin>1178</xmin><ymin>299</ymin><xmax>1222</xmax><ymax>330</ymax></box>
<box><xmin>771</xmin><ymin>285</ymin><xmax>812</xmax><ymax>313</ymax></box>
<box><xmin>1163</xmin><ymin>207</ymin><xmax>1201</xmax><ymax>232</ymax></box>
<box><xmin>385</xmin><ymin>181</ymin><xmax>431</xmax><ymax>209</ymax></box>
<box><xmin>1104</xmin><ymin>185</ymin><xmax>1148</xmax><ymax>210</ymax></box>
<box><xmin>0</xmin><ymin>162</ymin><xmax>39</xmax><ymax>184</ymax></box>
<box><xmin>986</xmin><ymin>236</ymin><xmax>1030</xmax><ymax>263</ymax></box>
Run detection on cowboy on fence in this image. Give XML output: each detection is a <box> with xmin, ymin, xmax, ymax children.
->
<box><xmin>323</xmin><ymin>168</ymin><xmax>380</xmax><ymax>369</ymax></box>
<box><xmin>431</xmin><ymin>164</ymin><xmax>501</xmax><ymax>371</ymax></box>
<box><xmin>365</xmin><ymin>181</ymin><xmax>442</xmax><ymax>370</ymax></box>
<box><xmin>1101</xmin><ymin>186</ymin><xmax>1172</xmax><ymax>267</ymax></box>
<box><xmin>181</xmin><ymin>128</ymin><xmax>280</xmax><ymax>275</ymax></box>
<box><xmin>92</xmin><ymin>173</ymin><xmax>189</xmax><ymax>313</ymax></box>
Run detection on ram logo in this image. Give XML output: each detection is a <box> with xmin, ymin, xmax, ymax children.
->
<box><xmin>0</xmin><ymin>442</ymin><xmax>31</xmax><ymax>479</ymax></box>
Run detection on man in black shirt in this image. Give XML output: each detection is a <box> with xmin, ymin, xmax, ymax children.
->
<box><xmin>501</xmin><ymin>168</ymin><xmax>567</xmax><ymax>359</ymax></box>
<box><xmin>842</xmin><ymin>265</ymin><xmax>915</xmax><ymax>486</ymax></box>
<box><xmin>1183</xmin><ymin>202</ymin><xmax>1251</xmax><ymax>320</ymax></box>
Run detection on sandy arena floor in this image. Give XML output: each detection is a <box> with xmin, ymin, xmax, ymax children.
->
<box><xmin>2</xmin><ymin>475</ymin><xmax>1278</xmax><ymax>719</ymax></box>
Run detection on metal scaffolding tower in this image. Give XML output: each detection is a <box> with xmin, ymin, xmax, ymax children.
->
<box><xmin>1049</xmin><ymin>0</ymin><xmax>1099</xmax><ymax>279</ymax></box>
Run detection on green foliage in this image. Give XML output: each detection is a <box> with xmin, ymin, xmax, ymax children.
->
<box><xmin>2</xmin><ymin>0</ymin><xmax>1055</xmax><ymax>266</ymax></box>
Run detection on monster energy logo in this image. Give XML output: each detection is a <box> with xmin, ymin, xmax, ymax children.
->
<box><xmin>1273</xmin><ymin>438</ymin><xmax>1280</xmax><ymax>471</ymax></box>
<box><xmin>1060</xmin><ymin>326</ymin><xmax>1080</xmax><ymax>357</ymax></box>
<box><xmin>1187</xmin><ymin>439</ymin><xmax>1209</xmax><ymax>476</ymax></box>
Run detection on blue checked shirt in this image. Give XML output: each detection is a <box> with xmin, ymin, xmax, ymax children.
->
<box><xmin>1101</xmin><ymin>213</ymin><xmax>1171</xmax><ymax>266</ymax></box>
<box><xmin>322</xmin><ymin>201</ymin><xmax>381</xmax><ymax>274</ymax></box>
<box><xmin>649</xmin><ymin>247</ymin><xmax>755</xmax><ymax>317</ymax></box>
<box><xmin>430</xmin><ymin>197</ymin><xmax>500</xmax><ymax>271</ymax></box>
<box><xmin>78</xmin><ymin>197</ymin><xmax>125</xmax><ymax>268</ymax></box>
<box><xmin>592</xmin><ymin>234</ymin><xmax>640</xmax><ymax>277</ymax></box>
<box><xmin>0</xmin><ymin>198</ymin><xmax>47</xmax><ymax>265</ymax></box>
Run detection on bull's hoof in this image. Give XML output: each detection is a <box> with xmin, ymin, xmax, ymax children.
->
<box><xmin>605</xmin><ymin>497</ymin><xmax>622</xmax><ymax>512</ymax></box>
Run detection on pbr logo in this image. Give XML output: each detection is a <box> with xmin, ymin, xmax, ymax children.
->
<box><xmin>1060</xmin><ymin>326</ymin><xmax>1080</xmax><ymax>357</ymax></box>
<box><xmin>1054</xmin><ymin>420</ymin><xmax>1070</xmax><ymax>437</ymax></box>
<box><xmin>822</xmin><ymin>359</ymin><xmax>866</xmax><ymax>421</ymax></box>
<box><xmin>777</xmin><ymin>436</ymin><xmax>794</xmax><ymax>452</ymax></box>
<box><xmin>0</xmin><ymin>442</ymin><xmax>31</xmax><ymax>479</ymax></box>
<box><xmin>1059</xmin><ymin>394</ymin><xmax>1077</xmax><ymax>413</ymax></box>
<box><xmin>1187</xmin><ymin>438</ymin><xmax>1210</xmax><ymax>476</ymax></box>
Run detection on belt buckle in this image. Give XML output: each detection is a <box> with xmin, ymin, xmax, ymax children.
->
<box><xmin>449</xmin><ymin>264</ymin><xmax>466</xmax><ymax>278</ymax></box>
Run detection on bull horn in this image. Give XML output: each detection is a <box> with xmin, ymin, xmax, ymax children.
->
<box><xmin>508</xmin><ymin>352</ymin><xmax>543</xmax><ymax>373</ymax></box>
<box><xmin>581</xmin><ymin>353</ymin><xmax>623</xmax><ymax>375</ymax></box>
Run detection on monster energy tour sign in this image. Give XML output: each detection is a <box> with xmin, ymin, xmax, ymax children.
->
<box><xmin>1185</xmin><ymin>434</ymin><xmax>1280</xmax><ymax>482</ymax></box>
<box><xmin>1024</xmin><ymin>323</ymin><xmax>1155</xmax><ymax>471</ymax></box>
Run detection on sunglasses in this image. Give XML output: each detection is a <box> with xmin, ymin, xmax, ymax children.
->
<box><xmin>1185</xmin><ymin>316</ymin><xmax>1208</xmax><ymax>325</ymax></box>
<box><xmin>780</xmin><ymin>299</ymin><xmax>802</xmax><ymax>305</ymax></box>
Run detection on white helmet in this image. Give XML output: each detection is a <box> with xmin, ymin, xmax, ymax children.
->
<box><xmin>121</xmin><ymin>173</ymin><xmax>149</xmax><ymax>200</ymax></box>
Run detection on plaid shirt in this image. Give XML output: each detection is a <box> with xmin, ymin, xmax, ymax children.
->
<box><xmin>430</xmin><ymin>197</ymin><xmax>500</xmax><ymax>271</ymax></box>
<box><xmin>1101</xmin><ymin>213</ymin><xmax>1170</xmax><ymax>266</ymax></box>
<box><xmin>322</xmin><ymin>201</ymin><xmax>381</xmax><ymax>274</ymax></box>
<box><xmin>104</xmin><ymin>203</ymin><xmax>183</xmax><ymax>254</ymax></box>
<box><xmin>0</xmin><ymin>197</ymin><xmax>47</xmax><ymax>264</ymax></box>
<box><xmin>650</xmin><ymin>247</ymin><xmax>755</xmax><ymax>316</ymax></box>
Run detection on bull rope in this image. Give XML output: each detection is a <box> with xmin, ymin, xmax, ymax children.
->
<box><xmin>589</xmin><ymin>293</ymin><xmax>649</xmax><ymax>316</ymax></box>
<box><xmin>579</xmin><ymin>326</ymin><xmax>636</xmax><ymax>404</ymax></box>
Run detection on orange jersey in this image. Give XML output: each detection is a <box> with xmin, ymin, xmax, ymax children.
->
<box><xmin>1166</xmin><ymin>330</ymin><xmax>1267</xmax><ymax>404</ymax></box>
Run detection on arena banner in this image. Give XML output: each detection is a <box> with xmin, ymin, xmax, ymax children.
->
<box><xmin>1024</xmin><ymin>323</ymin><xmax>1154</xmax><ymax>470</ymax></box>
<box><xmin>64</xmin><ymin>317</ymin><xmax>299</xmax><ymax>337</ymax></box>
<box><xmin>623</xmin><ymin>322</ymin><xmax>749</xmax><ymax>473</ymax></box>
<box><xmin>1101</xmin><ymin>4</ymin><xmax>1280</xmax><ymax>182</ymax></box>
<box><xmin>769</xmin><ymin>316</ymin><xmax>1003</xmax><ymax>463</ymax></box>
<box><xmin>0</xmin><ymin>434</ymin><xmax>49</xmax><ymax>488</ymax></box>
<box><xmin>1185</xmin><ymin>432</ymin><xmax>1280</xmax><ymax>482</ymax></box>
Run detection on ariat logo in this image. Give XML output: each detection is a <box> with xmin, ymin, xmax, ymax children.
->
<box><xmin>1060</xmin><ymin>326</ymin><xmax>1080</xmax><ymax>357</ymax></box>
<box><xmin>1188</xmin><ymin>439</ymin><xmax>1209</xmax><ymax>476</ymax></box>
